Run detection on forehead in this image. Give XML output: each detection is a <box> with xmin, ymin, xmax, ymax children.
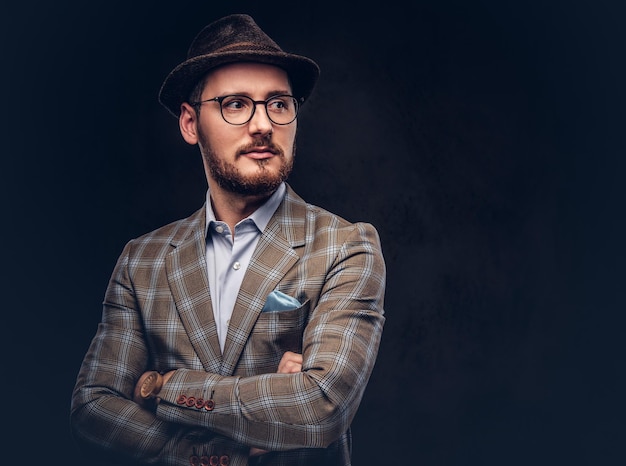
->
<box><xmin>202</xmin><ymin>62</ymin><xmax>292</xmax><ymax>95</ymax></box>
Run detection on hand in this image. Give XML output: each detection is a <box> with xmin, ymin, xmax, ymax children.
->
<box><xmin>277</xmin><ymin>351</ymin><xmax>303</xmax><ymax>374</ymax></box>
<box><xmin>250</xmin><ymin>352</ymin><xmax>303</xmax><ymax>457</ymax></box>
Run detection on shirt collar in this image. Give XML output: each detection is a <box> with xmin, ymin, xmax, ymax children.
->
<box><xmin>205</xmin><ymin>182</ymin><xmax>286</xmax><ymax>235</ymax></box>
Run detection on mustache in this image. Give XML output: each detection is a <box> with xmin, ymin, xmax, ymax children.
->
<box><xmin>236</xmin><ymin>137</ymin><xmax>284</xmax><ymax>157</ymax></box>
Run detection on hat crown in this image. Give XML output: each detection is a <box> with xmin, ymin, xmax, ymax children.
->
<box><xmin>188</xmin><ymin>14</ymin><xmax>282</xmax><ymax>59</ymax></box>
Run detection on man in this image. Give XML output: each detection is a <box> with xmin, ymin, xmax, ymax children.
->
<box><xmin>71</xmin><ymin>14</ymin><xmax>386</xmax><ymax>466</ymax></box>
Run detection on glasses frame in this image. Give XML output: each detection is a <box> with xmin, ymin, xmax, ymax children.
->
<box><xmin>191</xmin><ymin>94</ymin><xmax>300</xmax><ymax>126</ymax></box>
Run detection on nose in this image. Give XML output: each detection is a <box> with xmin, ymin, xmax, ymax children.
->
<box><xmin>247</xmin><ymin>102</ymin><xmax>273</xmax><ymax>135</ymax></box>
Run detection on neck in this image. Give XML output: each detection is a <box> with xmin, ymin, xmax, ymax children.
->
<box><xmin>209</xmin><ymin>183</ymin><xmax>273</xmax><ymax>233</ymax></box>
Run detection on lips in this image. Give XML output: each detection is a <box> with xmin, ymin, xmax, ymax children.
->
<box><xmin>241</xmin><ymin>146</ymin><xmax>277</xmax><ymax>160</ymax></box>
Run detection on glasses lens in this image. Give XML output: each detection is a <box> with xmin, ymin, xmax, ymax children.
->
<box><xmin>266</xmin><ymin>96</ymin><xmax>298</xmax><ymax>125</ymax></box>
<box><xmin>220</xmin><ymin>95</ymin><xmax>254</xmax><ymax>125</ymax></box>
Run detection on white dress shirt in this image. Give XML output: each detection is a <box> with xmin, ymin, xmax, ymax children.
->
<box><xmin>204</xmin><ymin>183</ymin><xmax>286</xmax><ymax>352</ymax></box>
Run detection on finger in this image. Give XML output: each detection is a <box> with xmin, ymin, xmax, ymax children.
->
<box><xmin>277</xmin><ymin>352</ymin><xmax>303</xmax><ymax>373</ymax></box>
<box><xmin>278</xmin><ymin>352</ymin><xmax>301</xmax><ymax>367</ymax></box>
<box><xmin>249</xmin><ymin>448</ymin><xmax>269</xmax><ymax>457</ymax></box>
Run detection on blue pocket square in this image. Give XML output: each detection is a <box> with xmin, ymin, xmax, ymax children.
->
<box><xmin>261</xmin><ymin>291</ymin><xmax>302</xmax><ymax>312</ymax></box>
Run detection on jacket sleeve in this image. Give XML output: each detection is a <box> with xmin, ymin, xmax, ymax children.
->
<box><xmin>155</xmin><ymin>222</ymin><xmax>386</xmax><ymax>451</ymax></box>
<box><xmin>69</xmin><ymin>243</ymin><xmax>252</xmax><ymax>466</ymax></box>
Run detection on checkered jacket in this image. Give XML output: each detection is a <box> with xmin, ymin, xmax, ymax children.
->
<box><xmin>71</xmin><ymin>184</ymin><xmax>386</xmax><ymax>466</ymax></box>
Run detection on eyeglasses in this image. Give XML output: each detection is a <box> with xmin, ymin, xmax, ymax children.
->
<box><xmin>191</xmin><ymin>94</ymin><xmax>300</xmax><ymax>125</ymax></box>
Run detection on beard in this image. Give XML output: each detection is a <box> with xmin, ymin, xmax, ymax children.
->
<box><xmin>199</xmin><ymin>133</ymin><xmax>295</xmax><ymax>196</ymax></box>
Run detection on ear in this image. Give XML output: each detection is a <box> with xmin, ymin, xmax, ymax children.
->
<box><xmin>179</xmin><ymin>102</ymin><xmax>199</xmax><ymax>145</ymax></box>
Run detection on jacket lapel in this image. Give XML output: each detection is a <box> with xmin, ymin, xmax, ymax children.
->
<box><xmin>220</xmin><ymin>185</ymin><xmax>306</xmax><ymax>375</ymax></box>
<box><xmin>165</xmin><ymin>207</ymin><xmax>223</xmax><ymax>374</ymax></box>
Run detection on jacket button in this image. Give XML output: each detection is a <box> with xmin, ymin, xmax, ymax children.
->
<box><xmin>189</xmin><ymin>455</ymin><xmax>199</xmax><ymax>466</ymax></box>
<box><xmin>204</xmin><ymin>399</ymin><xmax>215</xmax><ymax>411</ymax></box>
<box><xmin>200</xmin><ymin>455</ymin><xmax>210</xmax><ymax>466</ymax></box>
<box><xmin>209</xmin><ymin>455</ymin><xmax>219</xmax><ymax>466</ymax></box>
<box><xmin>220</xmin><ymin>455</ymin><xmax>230</xmax><ymax>465</ymax></box>
<box><xmin>185</xmin><ymin>396</ymin><xmax>196</xmax><ymax>407</ymax></box>
<box><xmin>177</xmin><ymin>394</ymin><xmax>187</xmax><ymax>405</ymax></box>
<box><xmin>195</xmin><ymin>397</ymin><xmax>205</xmax><ymax>409</ymax></box>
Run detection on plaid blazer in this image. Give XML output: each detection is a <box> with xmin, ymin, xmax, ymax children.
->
<box><xmin>71</xmin><ymin>184</ymin><xmax>386</xmax><ymax>466</ymax></box>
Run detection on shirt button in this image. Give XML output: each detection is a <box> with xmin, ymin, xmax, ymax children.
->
<box><xmin>215</xmin><ymin>225</ymin><xmax>224</xmax><ymax>234</ymax></box>
<box><xmin>233</xmin><ymin>261</ymin><xmax>241</xmax><ymax>270</ymax></box>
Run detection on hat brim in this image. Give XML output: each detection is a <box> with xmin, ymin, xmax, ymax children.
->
<box><xmin>158</xmin><ymin>50</ymin><xmax>320</xmax><ymax>117</ymax></box>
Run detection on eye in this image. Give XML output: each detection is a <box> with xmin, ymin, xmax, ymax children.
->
<box><xmin>267</xmin><ymin>96</ymin><xmax>292</xmax><ymax>112</ymax></box>
<box><xmin>221</xmin><ymin>96</ymin><xmax>251</xmax><ymax>111</ymax></box>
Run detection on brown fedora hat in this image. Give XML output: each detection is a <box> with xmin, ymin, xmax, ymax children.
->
<box><xmin>159</xmin><ymin>14</ymin><xmax>320</xmax><ymax>117</ymax></box>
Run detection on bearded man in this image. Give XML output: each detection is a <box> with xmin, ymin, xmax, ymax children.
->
<box><xmin>71</xmin><ymin>14</ymin><xmax>386</xmax><ymax>466</ymax></box>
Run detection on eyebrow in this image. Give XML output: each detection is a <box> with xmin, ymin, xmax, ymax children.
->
<box><xmin>219</xmin><ymin>89</ymin><xmax>292</xmax><ymax>99</ymax></box>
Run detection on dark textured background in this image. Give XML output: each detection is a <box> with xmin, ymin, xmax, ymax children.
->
<box><xmin>3</xmin><ymin>1</ymin><xmax>624</xmax><ymax>464</ymax></box>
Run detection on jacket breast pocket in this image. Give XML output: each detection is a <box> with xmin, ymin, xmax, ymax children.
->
<box><xmin>246</xmin><ymin>299</ymin><xmax>310</xmax><ymax>373</ymax></box>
